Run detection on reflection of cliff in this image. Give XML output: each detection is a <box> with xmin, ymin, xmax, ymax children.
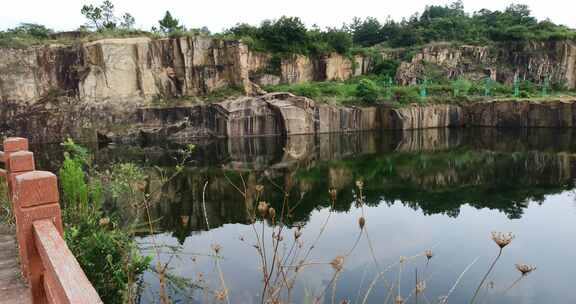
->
<box><xmin>100</xmin><ymin>129</ymin><xmax>576</xmax><ymax>241</ymax></box>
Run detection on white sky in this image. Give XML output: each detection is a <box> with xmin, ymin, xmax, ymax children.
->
<box><xmin>1</xmin><ymin>0</ymin><xmax>574</xmax><ymax>32</ymax></box>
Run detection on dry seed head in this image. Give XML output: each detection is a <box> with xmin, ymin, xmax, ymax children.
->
<box><xmin>355</xmin><ymin>180</ymin><xmax>364</xmax><ymax>190</ymax></box>
<box><xmin>284</xmin><ymin>147</ymin><xmax>304</xmax><ymax>159</ymax></box>
<box><xmin>274</xmin><ymin>233</ymin><xmax>284</xmax><ymax>242</ymax></box>
<box><xmin>331</xmin><ymin>255</ymin><xmax>345</xmax><ymax>272</ymax></box>
<box><xmin>416</xmin><ymin>280</ymin><xmax>426</xmax><ymax>294</ymax></box>
<box><xmin>395</xmin><ymin>295</ymin><xmax>404</xmax><ymax>304</ymax></box>
<box><xmin>269</xmin><ymin>207</ymin><xmax>276</xmax><ymax>220</ymax></box>
<box><xmin>255</xmin><ymin>184</ymin><xmax>264</xmax><ymax>194</ymax></box>
<box><xmin>214</xmin><ymin>289</ymin><xmax>227</xmax><ymax>301</ymax></box>
<box><xmin>258</xmin><ymin>201</ymin><xmax>269</xmax><ymax>217</ymax></box>
<box><xmin>491</xmin><ymin>232</ymin><xmax>515</xmax><ymax>249</ymax></box>
<box><xmin>99</xmin><ymin>217</ymin><xmax>110</xmax><ymax>227</ymax></box>
<box><xmin>211</xmin><ymin>244</ymin><xmax>222</xmax><ymax>254</ymax></box>
<box><xmin>358</xmin><ymin>217</ymin><xmax>366</xmax><ymax>230</ymax></box>
<box><xmin>515</xmin><ymin>263</ymin><xmax>536</xmax><ymax>275</ymax></box>
<box><xmin>329</xmin><ymin>188</ymin><xmax>337</xmax><ymax>201</ymax></box>
<box><xmin>425</xmin><ymin>249</ymin><xmax>433</xmax><ymax>260</ymax></box>
<box><xmin>294</xmin><ymin>230</ymin><xmax>302</xmax><ymax>239</ymax></box>
<box><xmin>180</xmin><ymin>215</ymin><xmax>190</xmax><ymax>226</ymax></box>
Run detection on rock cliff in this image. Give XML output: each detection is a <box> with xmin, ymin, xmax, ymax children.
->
<box><xmin>2</xmin><ymin>37</ymin><xmax>576</xmax><ymax>144</ymax></box>
<box><xmin>0</xmin><ymin>36</ymin><xmax>257</xmax><ymax>106</ymax></box>
<box><xmin>395</xmin><ymin>41</ymin><xmax>576</xmax><ymax>89</ymax></box>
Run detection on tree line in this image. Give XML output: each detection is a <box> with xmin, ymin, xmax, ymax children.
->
<box><xmin>1</xmin><ymin>0</ymin><xmax>574</xmax><ymax>53</ymax></box>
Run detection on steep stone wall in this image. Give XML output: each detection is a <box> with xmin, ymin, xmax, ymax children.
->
<box><xmin>395</xmin><ymin>41</ymin><xmax>576</xmax><ymax>89</ymax></box>
<box><xmin>464</xmin><ymin>100</ymin><xmax>576</xmax><ymax>128</ymax></box>
<box><xmin>279</xmin><ymin>53</ymin><xmax>355</xmax><ymax>84</ymax></box>
<box><xmin>3</xmin><ymin>92</ymin><xmax>576</xmax><ymax>144</ymax></box>
<box><xmin>0</xmin><ymin>37</ymin><xmax>257</xmax><ymax>106</ymax></box>
<box><xmin>379</xmin><ymin>104</ymin><xmax>464</xmax><ymax>129</ymax></box>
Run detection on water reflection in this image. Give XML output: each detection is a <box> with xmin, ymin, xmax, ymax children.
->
<box><xmin>91</xmin><ymin>128</ymin><xmax>576</xmax><ymax>243</ymax></box>
<box><xmin>32</xmin><ymin>128</ymin><xmax>576</xmax><ymax>303</ymax></box>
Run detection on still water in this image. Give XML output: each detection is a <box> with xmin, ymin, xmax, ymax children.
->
<box><xmin>41</xmin><ymin>128</ymin><xmax>576</xmax><ymax>303</ymax></box>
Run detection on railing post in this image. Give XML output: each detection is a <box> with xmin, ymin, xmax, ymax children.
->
<box><xmin>6</xmin><ymin>137</ymin><xmax>103</xmax><ymax>304</ymax></box>
<box><xmin>7</xmin><ymin>141</ymin><xmax>62</xmax><ymax>303</ymax></box>
<box><xmin>3</xmin><ymin>138</ymin><xmax>35</xmax><ymax>276</ymax></box>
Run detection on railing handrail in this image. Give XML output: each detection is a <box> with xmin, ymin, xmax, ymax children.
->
<box><xmin>3</xmin><ymin>137</ymin><xmax>103</xmax><ymax>304</ymax></box>
<box><xmin>33</xmin><ymin>219</ymin><xmax>102</xmax><ymax>303</ymax></box>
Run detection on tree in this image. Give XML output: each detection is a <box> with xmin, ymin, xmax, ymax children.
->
<box><xmin>258</xmin><ymin>16</ymin><xmax>309</xmax><ymax>54</ymax></box>
<box><xmin>350</xmin><ymin>17</ymin><xmax>383</xmax><ymax>46</ymax></box>
<box><xmin>99</xmin><ymin>0</ymin><xmax>116</xmax><ymax>29</ymax></box>
<box><xmin>120</xmin><ymin>13</ymin><xmax>135</xmax><ymax>29</ymax></box>
<box><xmin>504</xmin><ymin>4</ymin><xmax>536</xmax><ymax>26</ymax></box>
<box><xmin>356</xmin><ymin>79</ymin><xmax>380</xmax><ymax>103</ymax></box>
<box><xmin>81</xmin><ymin>4</ymin><xmax>103</xmax><ymax>30</ymax></box>
<box><xmin>8</xmin><ymin>23</ymin><xmax>53</xmax><ymax>39</ymax></box>
<box><xmin>322</xmin><ymin>28</ymin><xmax>352</xmax><ymax>54</ymax></box>
<box><xmin>158</xmin><ymin>11</ymin><xmax>184</xmax><ymax>34</ymax></box>
<box><xmin>226</xmin><ymin>23</ymin><xmax>259</xmax><ymax>37</ymax></box>
<box><xmin>81</xmin><ymin>1</ymin><xmax>129</xmax><ymax>30</ymax></box>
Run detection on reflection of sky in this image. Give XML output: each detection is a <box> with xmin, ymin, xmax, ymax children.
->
<box><xmin>138</xmin><ymin>191</ymin><xmax>576</xmax><ymax>303</ymax></box>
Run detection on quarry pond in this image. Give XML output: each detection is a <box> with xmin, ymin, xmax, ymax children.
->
<box><xmin>36</xmin><ymin>128</ymin><xmax>576</xmax><ymax>303</ymax></box>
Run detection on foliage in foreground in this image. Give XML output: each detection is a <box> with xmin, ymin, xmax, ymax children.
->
<box><xmin>59</xmin><ymin>139</ymin><xmax>151</xmax><ymax>303</ymax></box>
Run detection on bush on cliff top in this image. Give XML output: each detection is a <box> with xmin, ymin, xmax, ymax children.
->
<box><xmin>3</xmin><ymin>1</ymin><xmax>575</xmax><ymax>53</ymax></box>
<box><xmin>356</xmin><ymin>79</ymin><xmax>380</xmax><ymax>103</ymax></box>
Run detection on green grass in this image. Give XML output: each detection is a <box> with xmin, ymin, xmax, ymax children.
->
<box><xmin>263</xmin><ymin>77</ymin><xmax>576</xmax><ymax>106</ymax></box>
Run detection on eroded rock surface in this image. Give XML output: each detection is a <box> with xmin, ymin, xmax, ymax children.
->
<box><xmin>395</xmin><ymin>41</ymin><xmax>576</xmax><ymax>89</ymax></box>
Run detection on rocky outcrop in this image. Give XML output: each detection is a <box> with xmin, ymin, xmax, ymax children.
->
<box><xmin>0</xmin><ymin>36</ymin><xmax>257</xmax><ymax>106</ymax></box>
<box><xmin>464</xmin><ymin>100</ymin><xmax>576</xmax><ymax>128</ymax></box>
<box><xmin>130</xmin><ymin>93</ymin><xmax>377</xmax><ymax>142</ymax></box>
<box><xmin>279</xmin><ymin>53</ymin><xmax>355</xmax><ymax>84</ymax></box>
<box><xmin>395</xmin><ymin>41</ymin><xmax>576</xmax><ymax>89</ymax></box>
<box><xmin>379</xmin><ymin>104</ymin><xmax>464</xmax><ymax>129</ymax></box>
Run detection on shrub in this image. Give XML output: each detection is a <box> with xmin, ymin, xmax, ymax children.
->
<box><xmin>294</xmin><ymin>84</ymin><xmax>322</xmax><ymax>98</ymax></box>
<box><xmin>372</xmin><ymin>58</ymin><xmax>400</xmax><ymax>78</ymax></box>
<box><xmin>452</xmin><ymin>78</ymin><xmax>473</xmax><ymax>96</ymax></box>
<box><xmin>356</xmin><ymin>79</ymin><xmax>380</xmax><ymax>103</ymax></box>
<box><xmin>393</xmin><ymin>86</ymin><xmax>420</xmax><ymax>104</ymax></box>
<box><xmin>59</xmin><ymin>139</ymin><xmax>150</xmax><ymax>304</ymax></box>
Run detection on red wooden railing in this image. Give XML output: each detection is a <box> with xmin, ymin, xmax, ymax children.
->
<box><xmin>1</xmin><ymin>137</ymin><xmax>102</xmax><ymax>304</ymax></box>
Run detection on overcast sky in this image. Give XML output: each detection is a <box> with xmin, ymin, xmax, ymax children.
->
<box><xmin>1</xmin><ymin>0</ymin><xmax>574</xmax><ymax>32</ymax></box>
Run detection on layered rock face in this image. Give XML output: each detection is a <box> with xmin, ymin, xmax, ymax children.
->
<box><xmin>277</xmin><ymin>53</ymin><xmax>356</xmax><ymax>84</ymax></box>
<box><xmin>130</xmin><ymin>93</ymin><xmax>378</xmax><ymax>143</ymax></box>
<box><xmin>379</xmin><ymin>104</ymin><xmax>464</xmax><ymax>129</ymax></box>
<box><xmin>3</xmin><ymin>37</ymin><xmax>576</xmax><ymax>107</ymax></box>
<box><xmin>395</xmin><ymin>41</ymin><xmax>576</xmax><ymax>89</ymax></box>
<box><xmin>465</xmin><ymin>100</ymin><xmax>576</xmax><ymax>128</ymax></box>
<box><xmin>0</xmin><ymin>37</ymin><xmax>256</xmax><ymax>106</ymax></box>
<box><xmin>3</xmin><ymin>37</ymin><xmax>576</xmax><ymax>144</ymax></box>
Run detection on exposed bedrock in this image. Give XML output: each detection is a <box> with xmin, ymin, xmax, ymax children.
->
<box><xmin>395</xmin><ymin>41</ymin><xmax>576</xmax><ymax>89</ymax></box>
<box><xmin>464</xmin><ymin>100</ymin><xmax>576</xmax><ymax>127</ymax></box>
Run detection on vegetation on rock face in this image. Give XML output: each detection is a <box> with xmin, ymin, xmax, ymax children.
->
<box><xmin>355</xmin><ymin>78</ymin><xmax>380</xmax><ymax>103</ymax></box>
<box><xmin>264</xmin><ymin>76</ymin><xmax>576</xmax><ymax>105</ymax></box>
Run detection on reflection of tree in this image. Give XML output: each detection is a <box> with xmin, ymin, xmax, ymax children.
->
<box><xmin>140</xmin><ymin>141</ymin><xmax>575</xmax><ymax>243</ymax></box>
<box><xmin>29</xmin><ymin>128</ymin><xmax>576</xmax><ymax>241</ymax></box>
